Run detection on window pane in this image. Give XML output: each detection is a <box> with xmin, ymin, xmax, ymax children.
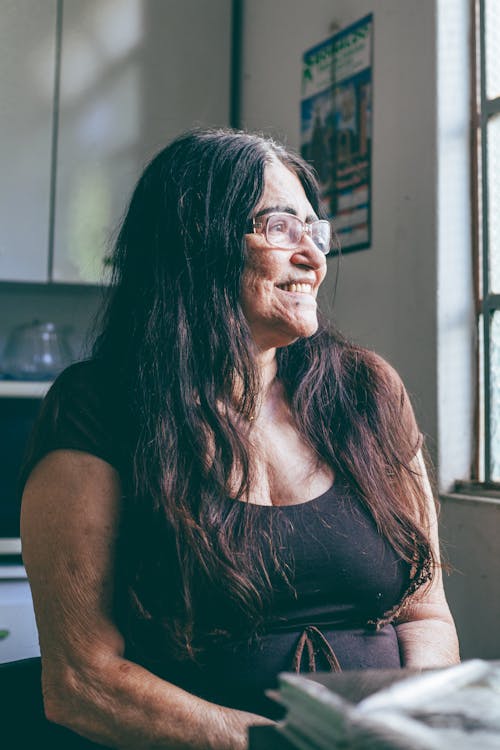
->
<box><xmin>486</xmin><ymin>0</ymin><xmax>500</xmax><ymax>100</ymax></box>
<box><xmin>479</xmin><ymin>315</ymin><xmax>485</xmax><ymax>480</ymax></box>
<box><xmin>489</xmin><ymin>312</ymin><xmax>500</xmax><ymax>479</ymax></box>
<box><xmin>488</xmin><ymin>113</ymin><xmax>500</xmax><ymax>291</ymax></box>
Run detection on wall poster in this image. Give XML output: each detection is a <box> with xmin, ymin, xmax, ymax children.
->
<box><xmin>301</xmin><ymin>14</ymin><xmax>373</xmax><ymax>253</ymax></box>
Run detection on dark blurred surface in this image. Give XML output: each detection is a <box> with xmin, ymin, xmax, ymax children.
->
<box><xmin>0</xmin><ymin>657</ymin><xmax>108</xmax><ymax>749</ymax></box>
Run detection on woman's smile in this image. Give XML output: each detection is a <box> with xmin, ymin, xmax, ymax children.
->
<box><xmin>275</xmin><ymin>281</ymin><xmax>315</xmax><ymax>295</ymax></box>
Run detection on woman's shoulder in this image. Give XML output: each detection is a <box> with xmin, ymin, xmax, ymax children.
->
<box><xmin>358</xmin><ymin>348</ymin><xmax>422</xmax><ymax>454</ymax></box>
<box><xmin>327</xmin><ymin>335</ymin><xmax>399</xmax><ymax>384</ymax></box>
<box><xmin>315</xmin><ymin>332</ymin><xmax>408</xmax><ymax>402</ymax></box>
<box><xmin>328</xmin><ymin>340</ymin><xmax>422</xmax><ymax>451</ymax></box>
<box><xmin>43</xmin><ymin>357</ymin><xmax>121</xmax><ymax>423</ymax></box>
<box><xmin>48</xmin><ymin>357</ymin><xmax>111</xmax><ymax>397</ymax></box>
<box><xmin>358</xmin><ymin>348</ymin><xmax>406</xmax><ymax>395</ymax></box>
<box><xmin>20</xmin><ymin>358</ymin><xmax>123</xmax><ymax>487</ymax></box>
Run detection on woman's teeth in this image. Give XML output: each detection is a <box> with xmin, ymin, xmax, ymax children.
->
<box><xmin>277</xmin><ymin>282</ymin><xmax>313</xmax><ymax>294</ymax></box>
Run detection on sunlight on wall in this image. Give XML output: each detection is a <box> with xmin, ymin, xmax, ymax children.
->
<box><xmin>90</xmin><ymin>0</ymin><xmax>142</xmax><ymax>62</ymax></box>
<box><xmin>54</xmin><ymin>0</ymin><xmax>143</xmax><ymax>283</ymax></box>
<box><xmin>61</xmin><ymin>0</ymin><xmax>142</xmax><ymax>101</ymax></box>
<box><xmin>64</xmin><ymin>66</ymin><xmax>140</xmax><ymax>283</ymax></box>
<box><xmin>437</xmin><ymin>0</ymin><xmax>474</xmax><ymax>490</ymax></box>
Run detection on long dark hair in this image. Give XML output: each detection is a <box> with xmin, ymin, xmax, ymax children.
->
<box><xmin>92</xmin><ymin>128</ymin><xmax>433</xmax><ymax>660</ymax></box>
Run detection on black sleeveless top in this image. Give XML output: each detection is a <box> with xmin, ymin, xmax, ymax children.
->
<box><xmin>21</xmin><ymin>360</ymin><xmax>414</xmax><ymax>719</ymax></box>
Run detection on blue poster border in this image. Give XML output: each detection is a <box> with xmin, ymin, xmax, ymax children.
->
<box><xmin>301</xmin><ymin>14</ymin><xmax>374</xmax><ymax>255</ymax></box>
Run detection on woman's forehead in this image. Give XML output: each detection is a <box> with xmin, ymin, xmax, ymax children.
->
<box><xmin>257</xmin><ymin>161</ymin><xmax>313</xmax><ymax>216</ymax></box>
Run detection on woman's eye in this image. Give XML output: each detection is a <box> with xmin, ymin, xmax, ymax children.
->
<box><xmin>268</xmin><ymin>217</ymin><xmax>290</xmax><ymax>234</ymax></box>
<box><xmin>268</xmin><ymin>221</ymin><xmax>286</xmax><ymax>233</ymax></box>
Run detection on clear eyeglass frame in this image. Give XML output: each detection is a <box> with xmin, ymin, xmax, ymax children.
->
<box><xmin>251</xmin><ymin>212</ymin><xmax>332</xmax><ymax>255</ymax></box>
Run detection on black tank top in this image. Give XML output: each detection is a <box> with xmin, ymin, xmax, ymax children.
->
<box><xmin>137</xmin><ymin>480</ymin><xmax>410</xmax><ymax>718</ymax></box>
<box><xmin>21</xmin><ymin>361</ymin><xmax>412</xmax><ymax>719</ymax></box>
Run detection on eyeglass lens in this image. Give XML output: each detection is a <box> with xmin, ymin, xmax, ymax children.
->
<box><xmin>265</xmin><ymin>214</ymin><xmax>330</xmax><ymax>254</ymax></box>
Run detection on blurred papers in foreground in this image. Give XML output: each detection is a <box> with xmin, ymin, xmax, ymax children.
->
<box><xmin>267</xmin><ymin>660</ymin><xmax>500</xmax><ymax>750</ymax></box>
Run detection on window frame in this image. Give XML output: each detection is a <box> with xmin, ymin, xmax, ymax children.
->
<box><xmin>471</xmin><ymin>0</ymin><xmax>500</xmax><ymax>485</ymax></box>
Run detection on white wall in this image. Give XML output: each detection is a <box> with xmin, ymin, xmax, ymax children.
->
<box><xmin>242</xmin><ymin>0</ymin><xmax>439</xmax><ymax>457</ymax></box>
<box><xmin>241</xmin><ymin>0</ymin><xmax>497</xmax><ymax>660</ymax></box>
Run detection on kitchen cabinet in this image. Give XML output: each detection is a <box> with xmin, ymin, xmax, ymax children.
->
<box><xmin>0</xmin><ymin>0</ymin><xmax>57</xmax><ymax>282</ymax></box>
<box><xmin>53</xmin><ymin>0</ymin><xmax>232</xmax><ymax>284</ymax></box>
<box><xmin>0</xmin><ymin>381</ymin><xmax>51</xmax><ymax>398</ymax></box>
<box><xmin>1</xmin><ymin>0</ymin><xmax>232</xmax><ymax>285</ymax></box>
<box><xmin>0</xmin><ymin>573</ymin><xmax>40</xmax><ymax>664</ymax></box>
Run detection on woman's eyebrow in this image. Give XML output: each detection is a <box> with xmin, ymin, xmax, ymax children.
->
<box><xmin>254</xmin><ymin>206</ymin><xmax>318</xmax><ymax>222</ymax></box>
<box><xmin>254</xmin><ymin>205</ymin><xmax>298</xmax><ymax>218</ymax></box>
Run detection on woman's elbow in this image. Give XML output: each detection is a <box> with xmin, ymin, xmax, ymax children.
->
<box><xmin>43</xmin><ymin>688</ymin><xmax>73</xmax><ymax>731</ymax></box>
<box><xmin>41</xmin><ymin>660</ymin><xmax>107</xmax><ymax>739</ymax></box>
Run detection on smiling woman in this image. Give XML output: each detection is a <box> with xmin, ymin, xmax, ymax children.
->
<box><xmin>19</xmin><ymin>128</ymin><xmax>459</xmax><ymax>750</ymax></box>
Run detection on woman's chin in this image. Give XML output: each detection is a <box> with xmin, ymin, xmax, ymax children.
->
<box><xmin>254</xmin><ymin>319</ymin><xmax>319</xmax><ymax>349</ymax></box>
<box><xmin>289</xmin><ymin>314</ymin><xmax>319</xmax><ymax>339</ymax></box>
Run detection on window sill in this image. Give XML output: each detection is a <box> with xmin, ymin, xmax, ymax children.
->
<box><xmin>453</xmin><ymin>481</ymin><xmax>500</xmax><ymax>500</ymax></box>
<box><xmin>440</xmin><ymin>491</ymin><xmax>500</xmax><ymax>507</ymax></box>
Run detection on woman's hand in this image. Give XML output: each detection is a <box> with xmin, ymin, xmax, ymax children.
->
<box><xmin>21</xmin><ymin>450</ymin><xmax>271</xmax><ymax>749</ymax></box>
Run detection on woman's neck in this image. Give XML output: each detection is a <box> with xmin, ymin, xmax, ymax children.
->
<box><xmin>254</xmin><ymin>346</ymin><xmax>278</xmax><ymax>395</ymax></box>
<box><xmin>248</xmin><ymin>347</ymin><xmax>284</xmax><ymax>423</ymax></box>
<box><xmin>229</xmin><ymin>346</ymin><xmax>279</xmax><ymax>422</ymax></box>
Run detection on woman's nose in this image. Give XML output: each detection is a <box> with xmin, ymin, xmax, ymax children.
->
<box><xmin>290</xmin><ymin>233</ymin><xmax>328</xmax><ymax>270</ymax></box>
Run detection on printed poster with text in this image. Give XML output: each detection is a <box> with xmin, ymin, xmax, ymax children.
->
<box><xmin>301</xmin><ymin>15</ymin><xmax>373</xmax><ymax>253</ymax></box>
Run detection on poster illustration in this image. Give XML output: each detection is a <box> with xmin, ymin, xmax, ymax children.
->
<box><xmin>301</xmin><ymin>15</ymin><xmax>373</xmax><ymax>253</ymax></box>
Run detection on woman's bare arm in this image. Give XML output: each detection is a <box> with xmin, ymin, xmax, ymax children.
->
<box><xmin>21</xmin><ymin>450</ymin><xmax>272</xmax><ymax>750</ymax></box>
<box><xmin>394</xmin><ymin>450</ymin><xmax>460</xmax><ymax>669</ymax></box>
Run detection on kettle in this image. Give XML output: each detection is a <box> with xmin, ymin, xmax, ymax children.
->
<box><xmin>1</xmin><ymin>320</ymin><xmax>74</xmax><ymax>381</ymax></box>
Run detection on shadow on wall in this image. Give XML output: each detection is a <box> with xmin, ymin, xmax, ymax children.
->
<box><xmin>439</xmin><ymin>495</ymin><xmax>500</xmax><ymax>660</ymax></box>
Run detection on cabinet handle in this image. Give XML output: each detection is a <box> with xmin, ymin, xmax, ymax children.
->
<box><xmin>0</xmin><ymin>629</ymin><xmax>10</xmax><ymax>640</ymax></box>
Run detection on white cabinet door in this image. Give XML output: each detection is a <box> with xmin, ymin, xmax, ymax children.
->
<box><xmin>52</xmin><ymin>0</ymin><xmax>232</xmax><ymax>284</ymax></box>
<box><xmin>0</xmin><ymin>579</ymin><xmax>40</xmax><ymax>663</ymax></box>
<box><xmin>0</xmin><ymin>0</ymin><xmax>57</xmax><ymax>282</ymax></box>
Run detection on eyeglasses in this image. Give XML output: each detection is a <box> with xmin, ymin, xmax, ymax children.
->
<box><xmin>250</xmin><ymin>212</ymin><xmax>332</xmax><ymax>255</ymax></box>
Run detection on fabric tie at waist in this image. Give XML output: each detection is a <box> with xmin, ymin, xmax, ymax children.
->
<box><xmin>291</xmin><ymin>625</ymin><xmax>342</xmax><ymax>673</ymax></box>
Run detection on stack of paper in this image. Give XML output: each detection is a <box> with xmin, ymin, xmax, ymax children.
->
<box><xmin>268</xmin><ymin>660</ymin><xmax>500</xmax><ymax>750</ymax></box>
